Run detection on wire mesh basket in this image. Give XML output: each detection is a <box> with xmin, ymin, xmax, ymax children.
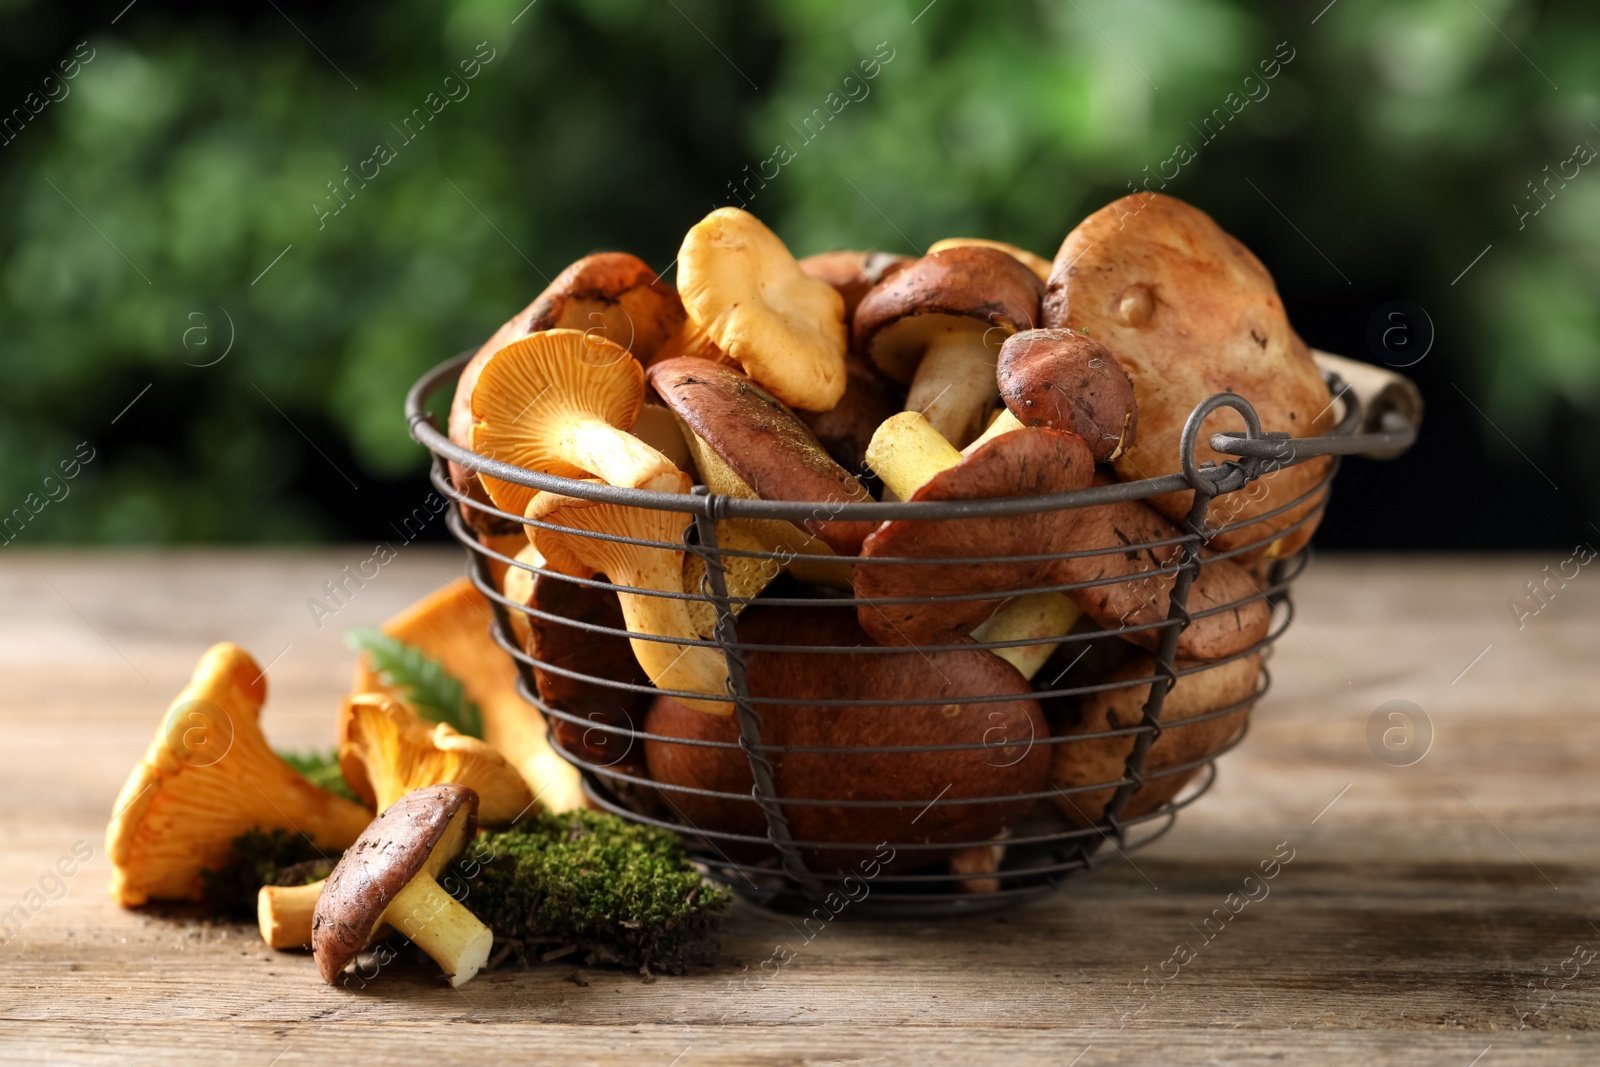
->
<box><xmin>406</xmin><ymin>350</ymin><xmax>1419</xmax><ymax>918</ymax></box>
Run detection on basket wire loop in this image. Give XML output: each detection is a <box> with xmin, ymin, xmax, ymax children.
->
<box><xmin>686</xmin><ymin>487</ymin><xmax>824</xmax><ymax>898</ymax></box>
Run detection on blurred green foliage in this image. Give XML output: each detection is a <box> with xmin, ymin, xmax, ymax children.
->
<box><xmin>1</xmin><ymin>0</ymin><xmax>1596</xmax><ymax>544</ymax></box>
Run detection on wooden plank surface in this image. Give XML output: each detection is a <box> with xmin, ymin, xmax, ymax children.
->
<box><xmin>0</xmin><ymin>549</ymin><xmax>1596</xmax><ymax>1065</ymax></box>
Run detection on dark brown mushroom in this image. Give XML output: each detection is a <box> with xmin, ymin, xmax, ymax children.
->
<box><xmin>312</xmin><ymin>783</ymin><xmax>492</xmax><ymax>988</ymax></box>
<box><xmin>997</xmin><ymin>328</ymin><xmax>1138</xmax><ymax>462</ymax></box>
<box><xmin>853</xmin><ymin>246</ymin><xmax>1044</xmax><ymax>447</ymax></box>
<box><xmin>448</xmin><ymin>253</ymin><xmax>684</xmax><ymax>535</ymax></box>
<box><xmin>648</xmin><ymin>356</ymin><xmax>876</xmax><ymax>557</ymax></box>
<box><xmin>798</xmin><ymin>249</ymin><xmax>913</xmax><ymax>320</ymax></box>
<box><xmin>854</xmin><ymin>424</ymin><xmax>1096</xmax><ymax>647</ymax></box>
<box><xmin>642</xmin><ymin>605</ymin><xmax>1049</xmax><ymax>871</ymax></box>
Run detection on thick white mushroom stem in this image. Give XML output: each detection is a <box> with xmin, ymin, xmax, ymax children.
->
<box><xmin>865</xmin><ymin>411</ymin><xmax>1080</xmax><ymax>675</ymax></box>
<box><xmin>258</xmin><ymin>880</ymin><xmax>323</xmax><ymax>950</ymax></box>
<box><xmin>382</xmin><ymin>872</ymin><xmax>494</xmax><ymax>988</ymax></box>
<box><xmin>904</xmin><ymin>326</ymin><xmax>1004</xmax><ymax>448</ymax></box>
<box><xmin>528</xmin><ymin>483</ymin><xmax>733</xmax><ymax>715</ymax></box>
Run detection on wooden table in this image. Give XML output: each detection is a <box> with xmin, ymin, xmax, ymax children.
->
<box><xmin>1</xmin><ymin>550</ymin><xmax>1595</xmax><ymax>1065</ymax></box>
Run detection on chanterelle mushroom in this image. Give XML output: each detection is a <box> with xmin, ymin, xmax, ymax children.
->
<box><xmin>469</xmin><ymin>329</ymin><xmax>682</xmax><ymax>519</ymax></box>
<box><xmin>338</xmin><ymin>693</ymin><xmax>535</xmax><ymax>825</ymax></box>
<box><xmin>854</xmin><ymin>245</ymin><xmax>1044</xmax><ymax>448</ymax></box>
<box><xmin>526</xmin><ymin>475</ymin><xmax>732</xmax><ymax>715</ymax></box>
<box><xmin>313</xmin><ymin>783</ymin><xmax>493</xmax><ymax>988</ymax></box>
<box><xmin>107</xmin><ymin>643</ymin><xmax>371</xmax><ymax>907</ymax></box>
<box><xmin>1042</xmin><ymin>192</ymin><xmax>1334</xmax><ymax>559</ymax></box>
<box><xmin>449</xmin><ymin>252</ymin><xmax>684</xmax><ymax>535</ymax></box>
<box><xmin>673</xmin><ymin>207</ymin><xmax>848</xmax><ymax>411</ymax></box>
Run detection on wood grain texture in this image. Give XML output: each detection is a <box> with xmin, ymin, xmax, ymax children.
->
<box><xmin>1</xmin><ymin>549</ymin><xmax>1597</xmax><ymax>1065</ymax></box>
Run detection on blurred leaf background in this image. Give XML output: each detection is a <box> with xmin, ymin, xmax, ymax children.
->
<box><xmin>1</xmin><ymin>0</ymin><xmax>1595</xmax><ymax>548</ymax></box>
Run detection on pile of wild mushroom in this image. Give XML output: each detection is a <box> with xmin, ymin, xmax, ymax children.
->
<box><xmin>457</xmin><ymin>193</ymin><xmax>1340</xmax><ymax>882</ymax></box>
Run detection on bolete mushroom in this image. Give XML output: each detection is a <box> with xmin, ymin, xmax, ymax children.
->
<box><xmin>926</xmin><ymin>237</ymin><xmax>1052</xmax><ymax>283</ymax></box>
<box><xmin>351</xmin><ymin>578</ymin><xmax>583</xmax><ymax>815</ymax></box>
<box><xmin>526</xmin><ymin>475</ymin><xmax>732</xmax><ymax>714</ymax></box>
<box><xmin>107</xmin><ymin>644</ymin><xmax>372</xmax><ymax>907</ymax></box>
<box><xmin>670</xmin><ymin>207</ymin><xmax>848</xmax><ymax>411</ymax></box>
<box><xmin>648</xmin><ymin>355</ymin><xmax>876</xmax><ymax>563</ymax></box>
<box><xmin>798</xmin><ymin>249</ymin><xmax>912</xmax><ymax>319</ymax></box>
<box><xmin>854</xmin><ymin>245</ymin><xmax>1044</xmax><ymax>448</ymax></box>
<box><xmin>642</xmin><ymin>606</ymin><xmax>1049</xmax><ymax>870</ymax></box>
<box><xmin>313</xmin><ymin>783</ymin><xmax>493</xmax><ymax>987</ymax></box>
<box><xmin>1042</xmin><ymin>193</ymin><xmax>1334</xmax><ymax>558</ymax></box>
<box><xmin>1050</xmin><ymin>652</ymin><xmax>1261</xmax><ymax>827</ymax></box>
<box><xmin>997</xmin><ymin>328</ymin><xmax>1138</xmax><ymax>462</ymax></box>
<box><xmin>859</xmin><ymin>413</ymin><xmax>1271</xmax><ymax>661</ymax></box>
<box><xmin>469</xmin><ymin>330</ymin><xmax>683</xmax><ymax>519</ymax></box>
<box><xmin>448</xmin><ymin>252</ymin><xmax>684</xmax><ymax>534</ymax></box>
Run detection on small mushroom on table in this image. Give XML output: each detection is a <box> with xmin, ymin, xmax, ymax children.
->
<box><xmin>469</xmin><ymin>329</ymin><xmax>684</xmax><ymax>519</ymax></box>
<box><xmin>449</xmin><ymin>252</ymin><xmax>684</xmax><ymax>535</ymax></box>
<box><xmin>666</xmin><ymin>207</ymin><xmax>848</xmax><ymax>412</ymax></box>
<box><xmin>313</xmin><ymin>784</ymin><xmax>494</xmax><ymax>988</ymax></box>
<box><xmin>106</xmin><ymin>643</ymin><xmax>372</xmax><ymax>907</ymax></box>
<box><xmin>854</xmin><ymin>245</ymin><xmax>1043</xmax><ymax>448</ymax></box>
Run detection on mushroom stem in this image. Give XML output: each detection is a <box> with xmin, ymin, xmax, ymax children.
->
<box><xmin>555</xmin><ymin>415</ymin><xmax>682</xmax><ymax>491</ymax></box>
<box><xmin>611</xmin><ymin>559</ymin><xmax>733</xmax><ymax>715</ymax></box>
<box><xmin>903</xmin><ymin>327</ymin><xmax>1002</xmax><ymax>448</ymax></box>
<box><xmin>962</xmin><ymin>409</ymin><xmax>1026</xmax><ymax>457</ymax></box>
<box><xmin>258</xmin><ymin>880</ymin><xmax>323</xmax><ymax>950</ymax></box>
<box><xmin>864</xmin><ymin>412</ymin><xmax>963</xmax><ymax>502</ymax></box>
<box><xmin>382</xmin><ymin>872</ymin><xmax>495</xmax><ymax>988</ymax></box>
<box><xmin>969</xmin><ymin>592</ymin><xmax>1082</xmax><ymax>680</ymax></box>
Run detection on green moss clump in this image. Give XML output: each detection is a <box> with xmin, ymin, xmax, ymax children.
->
<box><xmin>199</xmin><ymin>828</ymin><xmax>338</xmax><ymax>920</ymax></box>
<box><xmin>454</xmin><ymin>810</ymin><xmax>731</xmax><ymax>975</ymax></box>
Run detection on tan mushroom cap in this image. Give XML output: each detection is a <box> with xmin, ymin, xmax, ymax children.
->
<box><xmin>1043</xmin><ymin>193</ymin><xmax>1334</xmax><ymax>558</ymax></box>
<box><xmin>469</xmin><ymin>328</ymin><xmax>681</xmax><ymax>519</ymax></box>
<box><xmin>337</xmin><ymin>693</ymin><xmax>536</xmax><ymax>826</ymax></box>
<box><xmin>107</xmin><ymin>644</ymin><xmax>372</xmax><ymax>907</ymax></box>
<box><xmin>927</xmin><ymin>237</ymin><xmax>1051</xmax><ymax>283</ymax></box>
<box><xmin>351</xmin><ymin>577</ymin><xmax>582</xmax><ymax>814</ymax></box>
<box><xmin>526</xmin><ymin>474</ymin><xmax>732</xmax><ymax>715</ymax></box>
<box><xmin>449</xmin><ymin>253</ymin><xmax>683</xmax><ymax>535</ymax></box>
<box><xmin>676</xmin><ymin>207</ymin><xmax>848</xmax><ymax>412</ymax></box>
<box><xmin>647</xmin><ymin>356</ymin><xmax>876</xmax><ymax>555</ymax></box>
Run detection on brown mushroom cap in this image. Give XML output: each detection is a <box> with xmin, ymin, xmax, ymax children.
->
<box><xmin>798</xmin><ymin>249</ymin><xmax>912</xmax><ymax>320</ymax></box>
<box><xmin>854</xmin><ymin>427</ymin><xmax>1096</xmax><ymax>647</ymax></box>
<box><xmin>997</xmin><ymin>328</ymin><xmax>1139</xmax><ymax>462</ymax></box>
<box><xmin>1049</xmin><ymin>652</ymin><xmax>1260</xmax><ymax>827</ymax></box>
<box><xmin>853</xmin><ymin>245</ymin><xmax>1044</xmax><ymax>384</ymax></box>
<box><xmin>926</xmin><ymin>237</ymin><xmax>1051</xmax><ymax>283</ymax></box>
<box><xmin>449</xmin><ymin>253</ymin><xmax>683</xmax><ymax>534</ymax></box>
<box><xmin>642</xmin><ymin>605</ymin><xmax>1049</xmax><ymax>870</ymax></box>
<box><xmin>312</xmin><ymin>783</ymin><xmax>479</xmax><ymax>983</ymax></box>
<box><xmin>648</xmin><ymin>356</ymin><xmax>876</xmax><ymax>555</ymax></box>
<box><xmin>1042</xmin><ymin>193</ymin><xmax>1334</xmax><ymax>558</ymax></box>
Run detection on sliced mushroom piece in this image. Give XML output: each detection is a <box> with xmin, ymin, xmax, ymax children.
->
<box><xmin>1043</xmin><ymin>193</ymin><xmax>1334</xmax><ymax>558</ymax></box>
<box><xmin>469</xmin><ymin>329</ymin><xmax>682</xmax><ymax>521</ymax></box>
<box><xmin>337</xmin><ymin>693</ymin><xmax>535</xmax><ymax>826</ymax></box>
<box><xmin>313</xmin><ymin>784</ymin><xmax>493</xmax><ymax>987</ymax></box>
<box><xmin>642</xmin><ymin>606</ymin><xmax>1049</xmax><ymax>871</ymax></box>
<box><xmin>449</xmin><ymin>253</ymin><xmax>683</xmax><ymax>534</ymax></box>
<box><xmin>854</xmin><ymin>246</ymin><xmax>1044</xmax><ymax>448</ymax></box>
<box><xmin>107</xmin><ymin>644</ymin><xmax>372</xmax><ymax>907</ymax></box>
<box><xmin>672</xmin><ymin>208</ymin><xmax>848</xmax><ymax>411</ymax></box>
<box><xmin>798</xmin><ymin>249</ymin><xmax>913</xmax><ymax>319</ymax></box>
<box><xmin>856</xmin><ymin>417</ymin><xmax>1096</xmax><ymax>647</ymax></box>
<box><xmin>1050</xmin><ymin>653</ymin><xmax>1261</xmax><ymax>827</ymax></box>
<box><xmin>927</xmin><ymin>237</ymin><xmax>1052</xmax><ymax>283</ymax></box>
<box><xmin>997</xmin><ymin>328</ymin><xmax>1138</xmax><ymax>462</ymax></box>
<box><xmin>526</xmin><ymin>476</ymin><xmax>731</xmax><ymax>715</ymax></box>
